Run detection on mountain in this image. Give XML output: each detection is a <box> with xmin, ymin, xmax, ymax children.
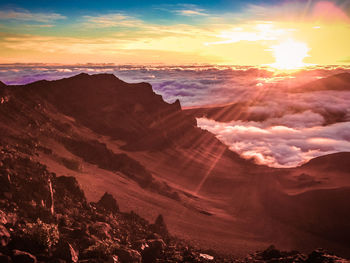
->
<box><xmin>292</xmin><ymin>72</ymin><xmax>350</xmax><ymax>92</ymax></box>
<box><xmin>1</xmin><ymin>73</ymin><xmax>350</xmax><ymax>259</ymax></box>
<box><xmin>7</xmin><ymin>73</ymin><xmax>195</xmax><ymax>150</ymax></box>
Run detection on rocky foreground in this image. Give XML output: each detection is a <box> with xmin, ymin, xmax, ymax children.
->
<box><xmin>0</xmin><ymin>146</ymin><xmax>348</xmax><ymax>263</ymax></box>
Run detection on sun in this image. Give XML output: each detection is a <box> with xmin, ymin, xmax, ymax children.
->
<box><xmin>270</xmin><ymin>39</ymin><xmax>310</xmax><ymax>70</ymax></box>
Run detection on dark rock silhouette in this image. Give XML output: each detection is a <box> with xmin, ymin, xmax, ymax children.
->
<box><xmin>0</xmin><ymin>81</ymin><xmax>6</xmax><ymax>88</ymax></box>
<box><xmin>97</xmin><ymin>192</ymin><xmax>119</xmax><ymax>213</ymax></box>
<box><xmin>152</xmin><ymin>214</ymin><xmax>168</xmax><ymax>238</ymax></box>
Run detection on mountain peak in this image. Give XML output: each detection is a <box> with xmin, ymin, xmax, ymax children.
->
<box><xmin>64</xmin><ymin>72</ymin><xmax>121</xmax><ymax>82</ymax></box>
<box><xmin>0</xmin><ymin>80</ymin><xmax>6</xmax><ymax>88</ymax></box>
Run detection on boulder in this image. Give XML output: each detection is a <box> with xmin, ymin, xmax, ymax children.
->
<box><xmin>97</xmin><ymin>192</ymin><xmax>119</xmax><ymax>213</ymax></box>
<box><xmin>141</xmin><ymin>239</ymin><xmax>166</xmax><ymax>263</ymax></box>
<box><xmin>12</xmin><ymin>250</ymin><xmax>37</xmax><ymax>263</ymax></box>
<box><xmin>152</xmin><ymin>215</ymin><xmax>168</xmax><ymax>237</ymax></box>
<box><xmin>259</xmin><ymin>245</ymin><xmax>282</xmax><ymax>260</ymax></box>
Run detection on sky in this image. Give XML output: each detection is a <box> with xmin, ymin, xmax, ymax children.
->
<box><xmin>1</xmin><ymin>0</ymin><xmax>350</xmax><ymax>65</ymax></box>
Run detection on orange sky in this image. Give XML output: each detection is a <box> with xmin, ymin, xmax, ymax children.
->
<box><xmin>0</xmin><ymin>1</ymin><xmax>350</xmax><ymax>65</ymax></box>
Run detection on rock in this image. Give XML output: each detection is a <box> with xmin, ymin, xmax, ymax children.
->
<box><xmin>0</xmin><ymin>210</ymin><xmax>8</xmax><ymax>224</ymax></box>
<box><xmin>54</xmin><ymin>176</ymin><xmax>86</xmax><ymax>210</ymax></box>
<box><xmin>148</xmin><ymin>239</ymin><xmax>166</xmax><ymax>252</ymax></box>
<box><xmin>12</xmin><ymin>250</ymin><xmax>37</xmax><ymax>263</ymax></box>
<box><xmin>141</xmin><ymin>239</ymin><xmax>166</xmax><ymax>263</ymax></box>
<box><xmin>132</xmin><ymin>239</ymin><xmax>148</xmax><ymax>251</ymax></box>
<box><xmin>54</xmin><ymin>241</ymin><xmax>79</xmax><ymax>263</ymax></box>
<box><xmin>306</xmin><ymin>248</ymin><xmax>344</xmax><ymax>263</ymax></box>
<box><xmin>199</xmin><ymin>253</ymin><xmax>214</xmax><ymax>260</ymax></box>
<box><xmin>152</xmin><ymin>215</ymin><xmax>168</xmax><ymax>237</ymax></box>
<box><xmin>259</xmin><ymin>245</ymin><xmax>282</xmax><ymax>260</ymax></box>
<box><xmin>115</xmin><ymin>248</ymin><xmax>141</xmax><ymax>263</ymax></box>
<box><xmin>0</xmin><ymin>224</ymin><xmax>10</xmax><ymax>246</ymax></box>
<box><xmin>97</xmin><ymin>192</ymin><xmax>119</xmax><ymax>213</ymax></box>
<box><xmin>0</xmin><ymin>252</ymin><xmax>11</xmax><ymax>263</ymax></box>
<box><xmin>89</xmin><ymin>222</ymin><xmax>112</xmax><ymax>240</ymax></box>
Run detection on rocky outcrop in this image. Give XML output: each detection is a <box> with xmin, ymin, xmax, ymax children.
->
<box><xmin>61</xmin><ymin>137</ymin><xmax>153</xmax><ymax>187</ymax></box>
<box><xmin>97</xmin><ymin>192</ymin><xmax>119</xmax><ymax>213</ymax></box>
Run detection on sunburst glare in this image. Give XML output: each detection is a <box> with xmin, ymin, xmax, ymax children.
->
<box><xmin>270</xmin><ymin>39</ymin><xmax>310</xmax><ymax>70</ymax></box>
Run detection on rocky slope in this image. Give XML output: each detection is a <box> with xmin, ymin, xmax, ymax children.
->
<box><xmin>0</xmin><ymin>147</ymin><xmax>348</xmax><ymax>262</ymax></box>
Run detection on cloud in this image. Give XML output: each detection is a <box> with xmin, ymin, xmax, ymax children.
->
<box><xmin>156</xmin><ymin>4</ymin><xmax>208</xmax><ymax>17</ymax></box>
<box><xmin>175</xmin><ymin>8</ymin><xmax>208</xmax><ymax>16</ymax></box>
<box><xmin>82</xmin><ymin>13</ymin><xmax>143</xmax><ymax>28</ymax></box>
<box><xmin>177</xmin><ymin>10</ymin><xmax>207</xmax><ymax>16</ymax></box>
<box><xmin>0</xmin><ymin>9</ymin><xmax>66</xmax><ymax>23</ymax></box>
<box><xmin>197</xmin><ymin>117</ymin><xmax>350</xmax><ymax>167</ymax></box>
<box><xmin>204</xmin><ymin>22</ymin><xmax>293</xmax><ymax>46</ymax></box>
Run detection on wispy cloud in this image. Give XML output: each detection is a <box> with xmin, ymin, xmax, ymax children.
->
<box><xmin>0</xmin><ymin>9</ymin><xmax>66</xmax><ymax>23</ymax></box>
<box><xmin>205</xmin><ymin>22</ymin><xmax>290</xmax><ymax>45</ymax></box>
<box><xmin>175</xmin><ymin>9</ymin><xmax>208</xmax><ymax>16</ymax></box>
<box><xmin>83</xmin><ymin>13</ymin><xmax>143</xmax><ymax>28</ymax></box>
<box><xmin>156</xmin><ymin>4</ymin><xmax>209</xmax><ymax>17</ymax></box>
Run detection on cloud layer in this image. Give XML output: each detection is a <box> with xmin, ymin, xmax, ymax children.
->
<box><xmin>198</xmin><ymin>117</ymin><xmax>350</xmax><ymax>168</ymax></box>
<box><xmin>1</xmin><ymin>64</ymin><xmax>350</xmax><ymax>167</ymax></box>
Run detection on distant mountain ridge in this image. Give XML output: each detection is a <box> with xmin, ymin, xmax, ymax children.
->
<box><xmin>292</xmin><ymin>72</ymin><xmax>350</xmax><ymax>92</ymax></box>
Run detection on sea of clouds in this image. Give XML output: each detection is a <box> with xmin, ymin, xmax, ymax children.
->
<box><xmin>1</xmin><ymin>64</ymin><xmax>350</xmax><ymax>167</ymax></box>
